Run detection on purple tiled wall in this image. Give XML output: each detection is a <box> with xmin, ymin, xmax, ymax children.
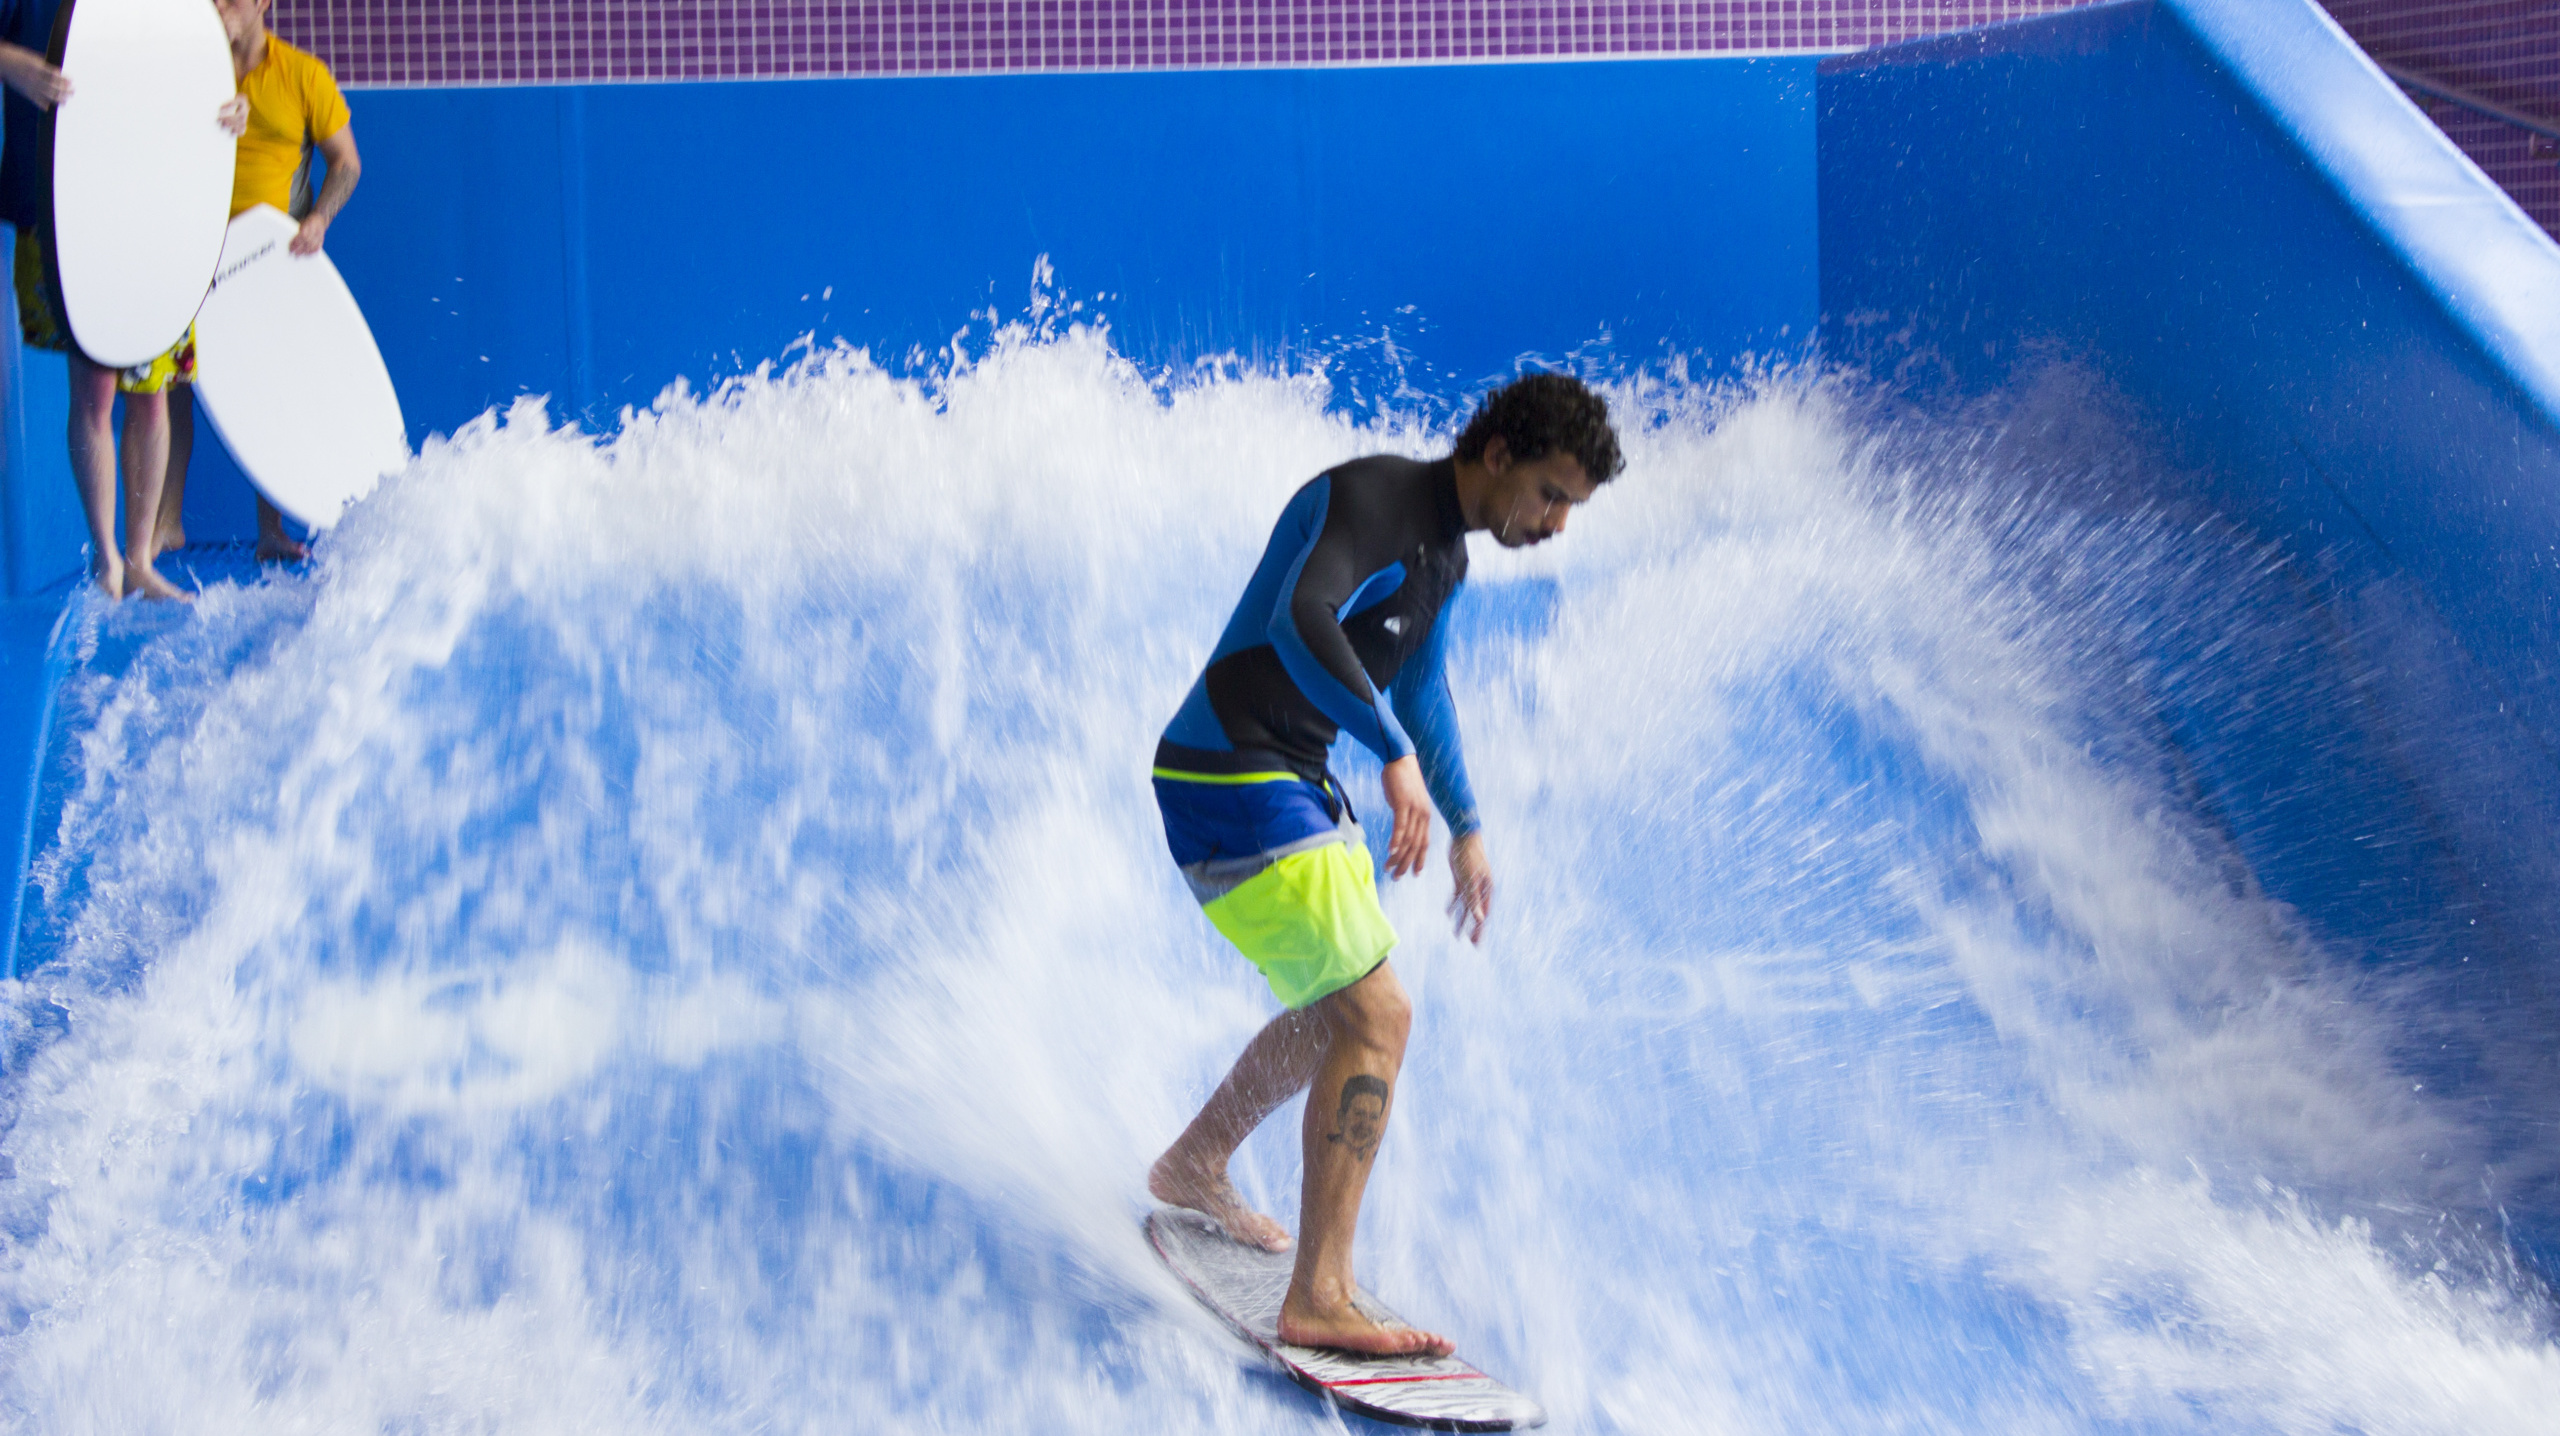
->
<box><xmin>266</xmin><ymin>2</ymin><xmax>2092</xmax><ymax>87</ymax></box>
<box><xmin>2320</xmin><ymin>1</ymin><xmax>2558</xmax><ymax>239</ymax></box>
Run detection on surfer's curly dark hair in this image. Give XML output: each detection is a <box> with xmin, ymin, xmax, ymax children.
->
<box><xmin>1453</xmin><ymin>372</ymin><xmax>1625</xmax><ymax>484</ymax></box>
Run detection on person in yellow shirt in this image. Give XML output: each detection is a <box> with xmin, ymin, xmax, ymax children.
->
<box><xmin>153</xmin><ymin>0</ymin><xmax>360</xmax><ymax>567</ymax></box>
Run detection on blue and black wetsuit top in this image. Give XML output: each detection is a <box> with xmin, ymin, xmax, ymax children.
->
<box><xmin>1156</xmin><ymin>454</ymin><xmax>1480</xmax><ymax>840</ymax></box>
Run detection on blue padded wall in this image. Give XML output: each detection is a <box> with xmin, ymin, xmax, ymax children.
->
<box><xmin>0</xmin><ymin>225</ymin><xmax>82</xmax><ymax>598</ymax></box>
<box><xmin>333</xmin><ymin>59</ymin><xmax>1820</xmax><ymax>443</ymax></box>
<box><xmin>1817</xmin><ymin>0</ymin><xmax>2560</xmax><ymax>1265</ymax></box>
<box><xmin>1818</xmin><ymin>0</ymin><xmax>2560</xmax><ymax>954</ymax></box>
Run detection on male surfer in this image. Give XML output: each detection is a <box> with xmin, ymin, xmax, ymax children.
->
<box><xmin>1147</xmin><ymin>372</ymin><xmax>1622</xmax><ymax>1355</ymax></box>
<box><xmin>150</xmin><ymin>0</ymin><xmax>359</xmax><ymax>569</ymax></box>
<box><xmin>0</xmin><ymin>0</ymin><xmax>244</xmax><ymax>599</ymax></box>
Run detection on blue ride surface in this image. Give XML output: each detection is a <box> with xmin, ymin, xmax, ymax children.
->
<box><xmin>0</xmin><ymin>0</ymin><xmax>2555</xmax><ymax>1430</ymax></box>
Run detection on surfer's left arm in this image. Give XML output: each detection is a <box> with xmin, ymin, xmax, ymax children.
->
<box><xmin>1389</xmin><ymin>610</ymin><xmax>1492</xmax><ymax>943</ymax></box>
<box><xmin>292</xmin><ymin>127</ymin><xmax>360</xmax><ymax>256</ymax></box>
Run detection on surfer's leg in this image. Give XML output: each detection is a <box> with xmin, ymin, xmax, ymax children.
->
<box><xmin>28</xmin><ymin>234</ymin><xmax>116</xmax><ymax>595</ymax></box>
<box><xmin>65</xmin><ymin>353</ymin><xmax>122</xmax><ymax>596</ymax></box>
<box><xmin>152</xmin><ymin>385</ymin><xmax>191</xmax><ymax>557</ymax></box>
<box><xmin>116</xmin><ymin>390</ymin><xmax>188</xmax><ymax>602</ymax></box>
<box><xmin>1150</xmin><ymin>1007</ymin><xmax>1325</xmax><ymax>1252</ymax></box>
<box><xmin>255</xmin><ymin>497</ymin><xmax>309</xmax><ymax>564</ymax></box>
<box><xmin>113</xmin><ymin>336</ymin><xmax>193</xmax><ymax>602</ymax></box>
<box><xmin>1278</xmin><ymin>960</ymin><xmax>1452</xmax><ymax>1358</ymax></box>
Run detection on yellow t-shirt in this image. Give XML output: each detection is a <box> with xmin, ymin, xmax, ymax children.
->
<box><xmin>230</xmin><ymin>37</ymin><xmax>350</xmax><ymax>220</ymax></box>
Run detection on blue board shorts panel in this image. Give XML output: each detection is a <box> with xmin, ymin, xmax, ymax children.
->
<box><xmin>1153</xmin><ymin>768</ymin><xmax>1396</xmax><ymax>1009</ymax></box>
<box><xmin>1152</xmin><ymin>767</ymin><xmax>1344</xmax><ymax>868</ymax></box>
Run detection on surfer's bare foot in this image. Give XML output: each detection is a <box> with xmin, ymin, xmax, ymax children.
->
<box><xmin>119</xmin><ymin>560</ymin><xmax>192</xmax><ymax>603</ymax></box>
<box><xmin>1148</xmin><ymin>1153</ymin><xmax>1293</xmax><ymax>1252</ymax></box>
<box><xmin>89</xmin><ymin>554</ymin><xmax>123</xmax><ymax>598</ymax></box>
<box><xmin>153</xmin><ymin>520</ymin><xmax>186</xmax><ymax>559</ymax></box>
<box><xmin>1277</xmin><ymin>1295</ymin><xmax>1454</xmax><ymax>1358</ymax></box>
<box><xmin>256</xmin><ymin>532</ymin><xmax>309</xmax><ymax>565</ymax></box>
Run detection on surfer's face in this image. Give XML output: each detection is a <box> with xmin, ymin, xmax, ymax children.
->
<box><xmin>1483</xmin><ymin>444</ymin><xmax>1597</xmax><ymax>549</ymax></box>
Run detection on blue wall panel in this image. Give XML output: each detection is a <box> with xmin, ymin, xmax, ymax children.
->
<box><xmin>1819</xmin><ymin>4</ymin><xmax>2560</xmax><ymax>670</ymax></box>
<box><xmin>1817</xmin><ymin>0</ymin><xmax>2560</xmax><ymax>1255</ymax></box>
<box><xmin>330</xmin><ymin>86</ymin><xmax>581</xmax><ymax>437</ymax></box>
<box><xmin>1</xmin><ymin>224</ymin><xmax>83</xmax><ymax>597</ymax></box>
<box><xmin>1819</xmin><ymin>0</ymin><xmax>2560</xmax><ymax>746</ymax></box>
<box><xmin>330</xmin><ymin>59</ymin><xmax>1818</xmax><ymax>440</ymax></box>
<box><xmin>0</xmin><ymin>355</ymin><xmax>80</xmax><ymax>598</ymax></box>
<box><xmin>1818</xmin><ymin>0</ymin><xmax>2560</xmax><ymax>940</ymax></box>
<box><xmin>0</xmin><ymin>596</ymin><xmax>63</xmax><ymax>978</ymax></box>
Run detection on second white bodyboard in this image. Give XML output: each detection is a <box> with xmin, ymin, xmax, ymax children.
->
<box><xmin>193</xmin><ymin>204</ymin><xmax>407</xmax><ymax>529</ymax></box>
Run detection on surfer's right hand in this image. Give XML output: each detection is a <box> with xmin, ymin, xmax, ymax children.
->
<box><xmin>1447</xmin><ymin>831</ymin><xmax>1492</xmax><ymax>944</ymax></box>
<box><xmin>1382</xmin><ymin>756</ymin><xmax>1432</xmax><ymax>880</ymax></box>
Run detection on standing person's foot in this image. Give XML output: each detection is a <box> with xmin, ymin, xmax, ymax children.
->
<box><xmin>119</xmin><ymin>561</ymin><xmax>192</xmax><ymax>602</ymax></box>
<box><xmin>255</xmin><ymin>532</ymin><xmax>308</xmax><ymax>564</ymax></box>
<box><xmin>1277</xmin><ymin>1293</ymin><xmax>1455</xmax><ymax>1357</ymax></box>
<box><xmin>1148</xmin><ymin>1153</ymin><xmax>1294</xmax><ymax>1252</ymax></box>
<box><xmin>88</xmin><ymin>554</ymin><xmax>123</xmax><ymax>597</ymax></box>
<box><xmin>152</xmin><ymin>520</ymin><xmax>186</xmax><ymax>559</ymax></box>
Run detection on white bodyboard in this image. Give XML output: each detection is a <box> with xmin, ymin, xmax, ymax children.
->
<box><xmin>1146</xmin><ymin>1207</ymin><xmax>1545</xmax><ymax>1431</ymax></box>
<box><xmin>49</xmin><ymin>0</ymin><xmax>235</xmax><ymax>367</ymax></box>
<box><xmin>193</xmin><ymin>205</ymin><xmax>407</xmax><ymax>529</ymax></box>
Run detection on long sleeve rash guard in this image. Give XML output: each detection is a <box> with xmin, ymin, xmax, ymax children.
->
<box><xmin>1156</xmin><ymin>455</ymin><xmax>1480</xmax><ymax>838</ymax></box>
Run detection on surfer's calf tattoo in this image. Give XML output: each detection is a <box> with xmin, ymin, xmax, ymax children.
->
<box><xmin>1326</xmin><ymin>1074</ymin><xmax>1390</xmax><ymax>1162</ymax></box>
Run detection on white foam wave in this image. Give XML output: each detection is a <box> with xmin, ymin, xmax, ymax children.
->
<box><xmin>0</xmin><ymin>324</ymin><xmax>2550</xmax><ymax>1433</ymax></box>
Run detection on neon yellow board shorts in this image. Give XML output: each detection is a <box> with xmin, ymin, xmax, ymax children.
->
<box><xmin>1152</xmin><ymin>767</ymin><xmax>1396</xmax><ymax>1010</ymax></box>
<box><xmin>13</xmin><ymin>225</ymin><xmax>197</xmax><ymax>394</ymax></box>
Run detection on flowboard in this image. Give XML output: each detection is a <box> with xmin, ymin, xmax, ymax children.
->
<box><xmin>47</xmin><ymin>0</ymin><xmax>235</xmax><ymax>368</ymax></box>
<box><xmin>1145</xmin><ymin>1207</ymin><xmax>1546</xmax><ymax>1431</ymax></box>
<box><xmin>192</xmin><ymin>205</ymin><xmax>408</xmax><ymax>528</ymax></box>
